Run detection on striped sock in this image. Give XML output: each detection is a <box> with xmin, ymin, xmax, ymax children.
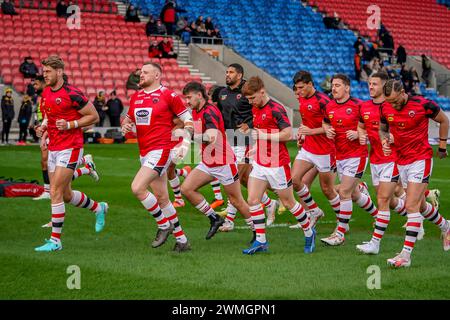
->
<box><xmin>290</xmin><ymin>202</ymin><xmax>312</xmax><ymax>237</ymax></box>
<box><xmin>250</xmin><ymin>204</ymin><xmax>266</xmax><ymax>243</ymax></box>
<box><xmin>225</xmin><ymin>201</ymin><xmax>237</xmax><ymax>223</ymax></box>
<box><xmin>161</xmin><ymin>203</ymin><xmax>187</xmax><ymax>243</ymax></box>
<box><xmin>72</xmin><ymin>166</ymin><xmax>90</xmax><ymax>180</ymax></box>
<box><xmin>210</xmin><ymin>178</ymin><xmax>223</xmax><ymax>201</ymax></box>
<box><xmin>371</xmin><ymin>210</ymin><xmax>390</xmax><ymax>243</ymax></box>
<box><xmin>329</xmin><ymin>194</ymin><xmax>340</xmax><ymax>220</ymax></box>
<box><xmin>424</xmin><ymin>189</ymin><xmax>430</xmax><ymax>197</ymax></box>
<box><xmin>168</xmin><ymin>176</ymin><xmax>183</xmax><ymax>203</ymax></box>
<box><xmin>398</xmin><ymin>192</ymin><xmax>407</xmax><ymax>200</ymax></box>
<box><xmin>421</xmin><ymin>202</ymin><xmax>449</xmax><ymax>232</ymax></box>
<box><xmin>297</xmin><ymin>185</ymin><xmax>318</xmax><ymax>210</ymax></box>
<box><xmin>141</xmin><ymin>192</ymin><xmax>170</xmax><ymax>229</ymax></box>
<box><xmin>393</xmin><ymin>198</ymin><xmax>407</xmax><ymax>216</ymax></box>
<box><xmin>261</xmin><ymin>192</ymin><xmax>272</xmax><ymax>207</ymax></box>
<box><xmin>356</xmin><ymin>193</ymin><xmax>378</xmax><ymax>218</ymax></box>
<box><xmin>402</xmin><ymin>212</ymin><xmax>422</xmax><ymax>254</ymax></box>
<box><xmin>175</xmin><ymin>168</ymin><xmax>188</xmax><ymax>178</ymax></box>
<box><xmin>70</xmin><ymin>190</ymin><xmax>101</xmax><ymax>213</ymax></box>
<box><xmin>336</xmin><ymin>199</ymin><xmax>352</xmax><ymax>238</ymax></box>
<box><xmin>44</xmin><ymin>184</ymin><xmax>50</xmax><ymax>194</ymax></box>
<box><xmin>195</xmin><ymin>199</ymin><xmax>218</xmax><ymax>221</ymax></box>
<box><xmin>50</xmin><ymin>202</ymin><xmax>65</xmax><ymax>244</ymax></box>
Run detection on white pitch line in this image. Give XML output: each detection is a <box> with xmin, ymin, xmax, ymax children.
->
<box><xmin>234</xmin><ymin>219</ymin><xmax>356</xmax><ymax>230</ymax></box>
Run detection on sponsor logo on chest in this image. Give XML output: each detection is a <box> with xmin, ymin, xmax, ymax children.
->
<box><xmin>135</xmin><ymin>108</ymin><xmax>152</xmax><ymax>126</ymax></box>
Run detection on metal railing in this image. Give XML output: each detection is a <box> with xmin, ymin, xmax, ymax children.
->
<box><xmin>190</xmin><ymin>36</ymin><xmax>226</xmax><ymax>46</ymax></box>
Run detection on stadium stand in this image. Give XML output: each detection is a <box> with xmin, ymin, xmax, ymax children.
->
<box><xmin>130</xmin><ymin>0</ymin><xmax>450</xmax><ymax>110</ymax></box>
<box><xmin>0</xmin><ymin>3</ymin><xmax>201</xmax><ymax>105</ymax></box>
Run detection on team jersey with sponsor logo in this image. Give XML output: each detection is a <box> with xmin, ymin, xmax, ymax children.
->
<box><xmin>127</xmin><ymin>86</ymin><xmax>189</xmax><ymax>156</ymax></box>
<box><xmin>360</xmin><ymin>100</ymin><xmax>396</xmax><ymax>164</ymax></box>
<box><xmin>380</xmin><ymin>95</ymin><xmax>439</xmax><ymax>165</ymax></box>
<box><xmin>323</xmin><ymin>97</ymin><xmax>368</xmax><ymax>160</ymax></box>
<box><xmin>192</xmin><ymin>103</ymin><xmax>236</xmax><ymax>167</ymax></box>
<box><xmin>252</xmin><ymin>99</ymin><xmax>291</xmax><ymax>167</ymax></box>
<box><xmin>299</xmin><ymin>91</ymin><xmax>334</xmax><ymax>155</ymax></box>
<box><xmin>41</xmin><ymin>84</ymin><xmax>88</xmax><ymax>151</ymax></box>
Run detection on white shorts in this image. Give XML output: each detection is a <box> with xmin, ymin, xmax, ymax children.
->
<box><xmin>196</xmin><ymin>162</ymin><xmax>239</xmax><ymax>186</ymax></box>
<box><xmin>295</xmin><ymin>148</ymin><xmax>336</xmax><ymax>173</ymax></box>
<box><xmin>140</xmin><ymin>149</ymin><xmax>174</xmax><ymax>176</ymax></box>
<box><xmin>370</xmin><ymin>162</ymin><xmax>400</xmax><ymax>186</ymax></box>
<box><xmin>232</xmin><ymin>145</ymin><xmax>251</xmax><ymax>164</ymax></box>
<box><xmin>398</xmin><ymin>158</ymin><xmax>433</xmax><ymax>188</ymax></box>
<box><xmin>48</xmin><ymin>148</ymin><xmax>84</xmax><ymax>173</ymax></box>
<box><xmin>337</xmin><ymin>156</ymin><xmax>368</xmax><ymax>181</ymax></box>
<box><xmin>249</xmin><ymin>162</ymin><xmax>292</xmax><ymax>190</ymax></box>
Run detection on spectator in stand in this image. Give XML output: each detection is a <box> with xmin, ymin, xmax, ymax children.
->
<box><xmin>106</xmin><ymin>91</ymin><xmax>124</xmax><ymax>127</ymax></box>
<box><xmin>410</xmin><ymin>67</ymin><xmax>421</xmax><ymax>95</ymax></box>
<box><xmin>396</xmin><ymin>44</ymin><xmax>407</xmax><ymax>65</ymax></box>
<box><xmin>205</xmin><ymin>17</ymin><xmax>214</xmax><ymax>31</ymax></box>
<box><xmin>125</xmin><ymin>4</ymin><xmax>140</xmax><ymax>22</ymax></box>
<box><xmin>421</xmin><ymin>54</ymin><xmax>432</xmax><ymax>88</ymax></box>
<box><xmin>354</xmin><ymin>45</ymin><xmax>363</xmax><ymax>82</ymax></box>
<box><xmin>195</xmin><ymin>15</ymin><xmax>204</xmax><ymax>27</ymax></box>
<box><xmin>353</xmin><ymin>37</ymin><xmax>364</xmax><ymax>52</ymax></box>
<box><xmin>126</xmin><ymin>68</ymin><xmax>141</xmax><ymax>90</ymax></box>
<box><xmin>1</xmin><ymin>0</ymin><xmax>18</xmax><ymax>15</ymax></box>
<box><xmin>160</xmin><ymin>0</ymin><xmax>176</xmax><ymax>35</ymax></box>
<box><xmin>56</xmin><ymin>0</ymin><xmax>68</xmax><ymax>18</ymax></box>
<box><xmin>148</xmin><ymin>40</ymin><xmax>162</xmax><ymax>58</ymax></box>
<box><xmin>212</xmin><ymin>27</ymin><xmax>223</xmax><ymax>44</ymax></box>
<box><xmin>19</xmin><ymin>57</ymin><xmax>39</xmax><ymax>79</ymax></box>
<box><xmin>175</xmin><ymin>16</ymin><xmax>190</xmax><ymax>37</ymax></box>
<box><xmin>320</xmin><ymin>75</ymin><xmax>332</xmax><ymax>95</ymax></box>
<box><xmin>155</xmin><ymin>19</ymin><xmax>168</xmax><ymax>35</ymax></box>
<box><xmin>17</xmin><ymin>95</ymin><xmax>32</xmax><ymax>145</ymax></box>
<box><xmin>158</xmin><ymin>37</ymin><xmax>178</xmax><ymax>59</ymax></box>
<box><xmin>208</xmin><ymin>85</ymin><xmax>225</xmax><ymax>106</ymax></box>
<box><xmin>26</xmin><ymin>79</ymin><xmax>37</xmax><ymax>104</ymax></box>
<box><xmin>400</xmin><ymin>64</ymin><xmax>413</xmax><ymax>93</ymax></box>
<box><xmin>1</xmin><ymin>88</ymin><xmax>15</xmax><ymax>145</ymax></box>
<box><xmin>146</xmin><ymin>15</ymin><xmax>157</xmax><ymax>37</ymax></box>
<box><xmin>197</xmin><ymin>23</ymin><xmax>207</xmax><ymax>37</ymax></box>
<box><xmin>93</xmin><ymin>91</ymin><xmax>107</xmax><ymax>127</ymax></box>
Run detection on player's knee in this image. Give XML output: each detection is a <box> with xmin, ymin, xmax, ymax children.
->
<box><xmin>247</xmin><ymin>197</ymin><xmax>260</xmax><ymax>207</ymax></box>
<box><xmin>131</xmin><ymin>181</ymin><xmax>145</xmax><ymax>198</ymax></box>
<box><xmin>320</xmin><ymin>182</ymin><xmax>335</xmax><ymax>198</ymax></box>
<box><xmin>180</xmin><ymin>184</ymin><xmax>191</xmax><ymax>198</ymax></box>
<box><xmin>292</xmin><ymin>178</ymin><xmax>302</xmax><ymax>192</ymax></box>
<box><xmin>405</xmin><ymin>201</ymin><xmax>420</xmax><ymax>214</ymax></box>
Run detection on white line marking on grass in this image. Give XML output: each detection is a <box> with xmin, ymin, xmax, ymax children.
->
<box><xmin>234</xmin><ymin>219</ymin><xmax>355</xmax><ymax>230</ymax></box>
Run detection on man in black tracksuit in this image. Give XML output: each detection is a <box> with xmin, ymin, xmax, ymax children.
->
<box><xmin>217</xmin><ymin>64</ymin><xmax>253</xmax><ymax>181</ymax></box>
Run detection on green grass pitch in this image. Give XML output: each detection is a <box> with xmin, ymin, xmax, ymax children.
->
<box><xmin>1</xmin><ymin>143</ymin><xmax>449</xmax><ymax>299</ymax></box>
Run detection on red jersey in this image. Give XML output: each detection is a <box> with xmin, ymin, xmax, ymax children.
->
<box><xmin>299</xmin><ymin>91</ymin><xmax>334</xmax><ymax>155</ymax></box>
<box><xmin>127</xmin><ymin>86</ymin><xmax>189</xmax><ymax>156</ymax></box>
<box><xmin>380</xmin><ymin>95</ymin><xmax>440</xmax><ymax>165</ymax></box>
<box><xmin>324</xmin><ymin>97</ymin><xmax>368</xmax><ymax>160</ymax></box>
<box><xmin>41</xmin><ymin>84</ymin><xmax>88</xmax><ymax>151</ymax></box>
<box><xmin>192</xmin><ymin>103</ymin><xmax>235</xmax><ymax>167</ymax></box>
<box><xmin>360</xmin><ymin>100</ymin><xmax>396</xmax><ymax>164</ymax></box>
<box><xmin>253</xmin><ymin>99</ymin><xmax>291</xmax><ymax>167</ymax></box>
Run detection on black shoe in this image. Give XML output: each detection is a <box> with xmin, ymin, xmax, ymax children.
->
<box><xmin>249</xmin><ymin>230</ymin><xmax>256</xmax><ymax>245</ymax></box>
<box><xmin>173</xmin><ymin>241</ymin><xmax>191</xmax><ymax>252</ymax></box>
<box><xmin>205</xmin><ymin>216</ymin><xmax>224</xmax><ymax>240</ymax></box>
<box><xmin>151</xmin><ymin>224</ymin><xmax>174</xmax><ymax>248</ymax></box>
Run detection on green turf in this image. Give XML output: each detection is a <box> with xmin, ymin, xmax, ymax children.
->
<box><xmin>1</xmin><ymin>143</ymin><xmax>449</xmax><ymax>299</ymax></box>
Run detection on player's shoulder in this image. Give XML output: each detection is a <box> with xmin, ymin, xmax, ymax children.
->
<box><xmin>269</xmin><ymin>99</ymin><xmax>286</xmax><ymax>112</ymax></box>
<box><xmin>160</xmin><ymin>85</ymin><xmax>179</xmax><ymax>99</ymax></box>
<box><xmin>314</xmin><ymin>91</ymin><xmax>331</xmax><ymax>103</ymax></box>
<box><xmin>62</xmin><ymin>83</ymin><xmax>85</xmax><ymax>96</ymax></box>
<box><xmin>408</xmin><ymin>94</ymin><xmax>434</xmax><ymax>107</ymax></box>
<box><xmin>349</xmin><ymin>97</ymin><xmax>363</xmax><ymax>106</ymax></box>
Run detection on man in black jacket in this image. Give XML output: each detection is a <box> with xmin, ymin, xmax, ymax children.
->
<box><xmin>18</xmin><ymin>95</ymin><xmax>32</xmax><ymax>144</ymax></box>
<box><xmin>1</xmin><ymin>88</ymin><xmax>15</xmax><ymax>145</ymax></box>
<box><xmin>216</xmin><ymin>64</ymin><xmax>278</xmax><ymax>232</ymax></box>
<box><xmin>1</xmin><ymin>0</ymin><xmax>18</xmax><ymax>15</ymax></box>
<box><xmin>106</xmin><ymin>91</ymin><xmax>124</xmax><ymax>127</ymax></box>
<box><xmin>19</xmin><ymin>57</ymin><xmax>39</xmax><ymax>79</ymax></box>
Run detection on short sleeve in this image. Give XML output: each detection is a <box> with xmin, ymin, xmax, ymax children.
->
<box><xmin>203</xmin><ymin>108</ymin><xmax>220</xmax><ymax>130</ymax></box>
<box><xmin>272</xmin><ymin>105</ymin><xmax>291</xmax><ymax>130</ymax></box>
<box><xmin>423</xmin><ymin>99</ymin><xmax>440</xmax><ymax>119</ymax></box>
<box><xmin>69</xmin><ymin>87</ymin><xmax>89</xmax><ymax>110</ymax></box>
<box><xmin>169</xmin><ymin>91</ymin><xmax>188</xmax><ymax>118</ymax></box>
<box><xmin>126</xmin><ymin>95</ymin><xmax>136</xmax><ymax>122</ymax></box>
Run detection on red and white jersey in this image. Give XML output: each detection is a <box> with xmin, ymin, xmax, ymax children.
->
<box><xmin>252</xmin><ymin>99</ymin><xmax>291</xmax><ymax>167</ymax></box>
<box><xmin>299</xmin><ymin>91</ymin><xmax>334</xmax><ymax>155</ymax></box>
<box><xmin>127</xmin><ymin>85</ymin><xmax>189</xmax><ymax>156</ymax></box>
<box><xmin>360</xmin><ymin>100</ymin><xmax>396</xmax><ymax>164</ymax></box>
<box><xmin>41</xmin><ymin>84</ymin><xmax>88</xmax><ymax>151</ymax></box>
<box><xmin>380</xmin><ymin>95</ymin><xmax>440</xmax><ymax>165</ymax></box>
<box><xmin>324</xmin><ymin>97</ymin><xmax>368</xmax><ymax>160</ymax></box>
<box><xmin>192</xmin><ymin>102</ymin><xmax>236</xmax><ymax>167</ymax></box>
